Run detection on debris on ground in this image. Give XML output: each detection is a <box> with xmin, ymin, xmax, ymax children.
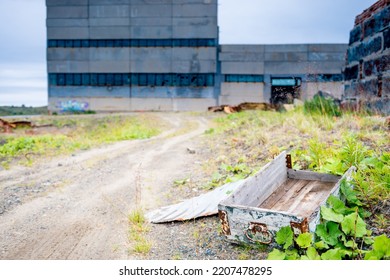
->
<box><xmin>0</xmin><ymin>118</ymin><xmax>53</xmax><ymax>133</ymax></box>
<box><xmin>208</xmin><ymin>102</ymin><xmax>275</xmax><ymax>114</ymax></box>
<box><xmin>146</xmin><ymin>180</ymin><xmax>244</xmax><ymax>223</ymax></box>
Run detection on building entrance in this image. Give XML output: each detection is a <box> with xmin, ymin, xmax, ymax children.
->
<box><xmin>271</xmin><ymin>77</ymin><xmax>301</xmax><ymax>105</ymax></box>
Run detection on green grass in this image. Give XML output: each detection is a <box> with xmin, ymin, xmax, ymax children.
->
<box><xmin>0</xmin><ymin>114</ymin><xmax>161</xmax><ymax>167</ymax></box>
<box><xmin>128</xmin><ymin>208</ymin><xmax>152</xmax><ymax>254</ymax></box>
<box><xmin>204</xmin><ymin>108</ymin><xmax>389</xmax><ymax>234</ymax></box>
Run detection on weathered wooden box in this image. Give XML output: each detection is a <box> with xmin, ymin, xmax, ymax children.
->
<box><xmin>218</xmin><ymin>151</ymin><xmax>355</xmax><ymax>244</ymax></box>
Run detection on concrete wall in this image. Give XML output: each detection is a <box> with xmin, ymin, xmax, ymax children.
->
<box><xmin>49</xmin><ymin>97</ymin><xmax>216</xmax><ymax>112</ymax></box>
<box><xmin>46</xmin><ymin>0</ymin><xmax>349</xmax><ymax>111</ymax></box>
<box><xmin>344</xmin><ymin>0</ymin><xmax>389</xmax><ymax>114</ymax></box>
<box><xmin>46</xmin><ymin>0</ymin><xmax>219</xmax><ymax>111</ymax></box>
<box><xmin>219</xmin><ymin>44</ymin><xmax>347</xmax><ymax>105</ymax></box>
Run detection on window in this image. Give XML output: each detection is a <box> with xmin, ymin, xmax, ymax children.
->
<box><xmin>73</xmin><ymin>74</ymin><xmax>82</xmax><ymax>86</ymax></box>
<box><xmin>49</xmin><ymin>73</ymin><xmax>215</xmax><ymax>87</ymax></box>
<box><xmin>82</xmin><ymin>74</ymin><xmax>90</xmax><ymax>86</ymax></box>
<box><xmin>271</xmin><ymin>78</ymin><xmax>300</xmax><ymax>86</ymax></box>
<box><xmin>225</xmin><ymin>75</ymin><xmax>263</xmax><ymax>83</ymax></box>
<box><xmin>47</xmin><ymin>39</ymin><xmax>217</xmax><ymax>48</ymax></box>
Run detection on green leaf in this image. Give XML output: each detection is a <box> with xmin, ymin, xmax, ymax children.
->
<box><xmin>304</xmin><ymin>247</ymin><xmax>321</xmax><ymax>260</ymax></box>
<box><xmin>321</xmin><ymin>248</ymin><xmax>343</xmax><ymax>260</ymax></box>
<box><xmin>321</xmin><ymin>206</ymin><xmax>344</xmax><ymax>223</ymax></box>
<box><xmin>363</xmin><ymin>237</ymin><xmax>374</xmax><ymax>246</ymax></box>
<box><xmin>285</xmin><ymin>249</ymin><xmax>299</xmax><ymax>260</ymax></box>
<box><xmin>296</xmin><ymin>233</ymin><xmax>313</xmax><ymax>249</ymax></box>
<box><xmin>267</xmin><ymin>249</ymin><xmax>286</xmax><ymax>260</ymax></box>
<box><xmin>326</xmin><ymin>195</ymin><xmax>353</xmax><ymax>215</ymax></box>
<box><xmin>340</xmin><ymin>180</ymin><xmax>362</xmax><ymax>206</ymax></box>
<box><xmin>371</xmin><ymin>234</ymin><xmax>390</xmax><ymax>259</ymax></box>
<box><xmin>275</xmin><ymin>226</ymin><xmax>294</xmax><ymax>250</ymax></box>
<box><xmin>314</xmin><ymin>240</ymin><xmax>329</xmax><ymax>250</ymax></box>
<box><xmin>315</xmin><ymin>222</ymin><xmax>343</xmax><ymax>246</ymax></box>
<box><xmin>341</xmin><ymin>212</ymin><xmax>367</xmax><ymax>238</ymax></box>
<box><xmin>344</xmin><ymin>239</ymin><xmax>357</xmax><ymax>248</ymax></box>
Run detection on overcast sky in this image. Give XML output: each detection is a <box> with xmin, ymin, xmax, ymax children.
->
<box><xmin>0</xmin><ymin>0</ymin><xmax>378</xmax><ymax>106</ymax></box>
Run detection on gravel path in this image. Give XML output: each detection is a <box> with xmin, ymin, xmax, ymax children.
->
<box><xmin>0</xmin><ymin>112</ymin><xmax>267</xmax><ymax>260</ymax></box>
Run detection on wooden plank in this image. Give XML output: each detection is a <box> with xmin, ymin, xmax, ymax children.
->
<box><xmin>259</xmin><ymin>179</ymin><xmax>299</xmax><ymax>209</ymax></box>
<box><xmin>287</xmin><ymin>181</ymin><xmax>334</xmax><ymax>217</ymax></box>
<box><xmin>287</xmin><ymin>169</ymin><xmax>340</xmax><ymax>182</ymax></box>
<box><xmin>223</xmin><ymin>151</ymin><xmax>287</xmax><ymax>207</ymax></box>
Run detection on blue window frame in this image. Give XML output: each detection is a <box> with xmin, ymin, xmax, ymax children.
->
<box><xmin>82</xmin><ymin>74</ymin><xmax>90</xmax><ymax>86</ymax></box>
<box><xmin>225</xmin><ymin>74</ymin><xmax>264</xmax><ymax>83</ymax></box>
<box><xmin>90</xmin><ymin>74</ymin><xmax>98</xmax><ymax>86</ymax></box>
<box><xmin>49</xmin><ymin>73</ymin><xmax>215</xmax><ymax>87</ymax></box>
<box><xmin>73</xmin><ymin>74</ymin><xmax>82</xmax><ymax>86</ymax></box>
<box><xmin>48</xmin><ymin>38</ymin><xmax>218</xmax><ymax>48</ymax></box>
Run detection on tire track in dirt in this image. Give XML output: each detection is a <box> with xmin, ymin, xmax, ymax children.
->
<box><xmin>0</xmin><ymin>113</ymin><xmax>210</xmax><ymax>259</ymax></box>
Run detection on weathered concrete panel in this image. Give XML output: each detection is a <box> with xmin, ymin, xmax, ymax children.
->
<box><xmin>48</xmin><ymin>61</ymin><xmax>89</xmax><ymax>72</ymax></box>
<box><xmin>219</xmin><ymin>52</ymin><xmax>264</xmax><ymax>62</ymax></box>
<box><xmin>46</xmin><ymin>19</ymin><xmax>89</xmax><ymax>27</ymax></box>
<box><xmin>172</xmin><ymin>47</ymin><xmax>216</xmax><ymax>60</ymax></box>
<box><xmin>308</xmin><ymin>44</ymin><xmax>348</xmax><ymax>53</ymax></box>
<box><xmin>46</xmin><ymin>0</ymin><xmax>88</xmax><ymax>6</ymax></box>
<box><xmin>172</xmin><ymin>60</ymin><xmax>216</xmax><ymax>73</ymax></box>
<box><xmin>47</xmin><ymin>27</ymin><xmax>89</xmax><ymax>39</ymax></box>
<box><xmin>265</xmin><ymin>44</ymin><xmax>308</xmax><ymax>53</ymax></box>
<box><xmin>264</xmin><ymin>61</ymin><xmax>343</xmax><ymax>75</ymax></box>
<box><xmin>90</xmin><ymin>61</ymin><xmax>130</xmax><ymax>72</ymax></box>
<box><xmin>131</xmin><ymin>86</ymin><xmax>214</xmax><ymax>99</ymax></box>
<box><xmin>89</xmin><ymin>18</ymin><xmax>130</xmax><ymax>26</ymax></box>
<box><xmin>47</xmin><ymin>48</ymin><xmax>90</xmax><ymax>61</ymax></box>
<box><xmin>220</xmin><ymin>82</ymin><xmax>264</xmax><ymax>97</ymax></box>
<box><xmin>172</xmin><ymin>0</ymin><xmax>217</xmax><ymax>4</ymax></box>
<box><xmin>172</xmin><ymin>17</ymin><xmax>217</xmax><ymax>26</ymax></box>
<box><xmin>264</xmin><ymin>52</ymin><xmax>307</xmax><ymax>62</ymax></box>
<box><xmin>89</xmin><ymin>26</ymin><xmax>131</xmax><ymax>38</ymax></box>
<box><xmin>47</xmin><ymin>6</ymin><xmax>88</xmax><ymax>18</ymax></box>
<box><xmin>131</xmin><ymin>0</ymin><xmax>172</xmax><ymax>4</ymax></box>
<box><xmin>173</xmin><ymin>4</ymin><xmax>217</xmax><ymax>17</ymax></box>
<box><xmin>130</xmin><ymin>98</ymin><xmax>173</xmax><ymax>111</ymax></box>
<box><xmin>90</xmin><ymin>48</ymin><xmax>130</xmax><ymax>61</ymax></box>
<box><xmin>130</xmin><ymin>17</ymin><xmax>172</xmax><ymax>26</ymax></box>
<box><xmin>90</xmin><ymin>0</ymin><xmax>130</xmax><ymax>5</ymax></box>
<box><xmin>221</xmin><ymin>62</ymin><xmax>264</xmax><ymax>74</ymax></box>
<box><xmin>221</xmin><ymin>45</ymin><xmax>265</xmax><ymax>53</ymax></box>
<box><xmin>130</xmin><ymin>60</ymin><xmax>172</xmax><ymax>73</ymax></box>
<box><xmin>49</xmin><ymin>97</ymin><xmax>132</xmax><ymax>112</ymax></box>
<box><xmin>49</xmin><ymin>86</ymin><xmax>130</xmax><ymax>98</ymax></box>
<box><xmin>219</xmin><ymin>94</ymin><xmax>265</xmax><ymax>105</ymax></box>
<box><xmin>131</xmin><ymin>26</ymin><xmax>172</xmax><ymax>38</ymax></box>
<box><xmin>308</xmin><ymin>52</ymin><xmax>346</xmax><ymax>62</ymax></box>
<box><xmin>89</xmin><ymin>5</ymin><xmax>130</xmax><ymax>18</ymax></box>
<box><xmin>130</xmin><ymin>5</ymin><xmax>172</xmax><ymax>17</ymax></box>
<box><xmin>130</xmin><ymin>48</ymin><xmax>172</xmax><ymax>61</ymax></box>
<box><xmin>172</xmin><ymin>25</ymin><xmax>218</xmax><ymax>38</ymax></box>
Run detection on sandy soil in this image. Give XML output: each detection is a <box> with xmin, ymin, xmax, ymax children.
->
<box><xmin>0</xmin><ymin>113</ymin><xmax>215</xmax><ymax>260</ymax></box>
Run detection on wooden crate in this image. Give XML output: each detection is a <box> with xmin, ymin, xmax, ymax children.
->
<box><xmin>218</xmin><ymin>151</ymin><xmax>355</xmax><ymax>244</ymax></box>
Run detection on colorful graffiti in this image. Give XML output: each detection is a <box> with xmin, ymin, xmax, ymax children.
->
<box><xmin>57</xmin><ymin>100</ymin><xmax>89</xmax><ymax>112</ymax></box>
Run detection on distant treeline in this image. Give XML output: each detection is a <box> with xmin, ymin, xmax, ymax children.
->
<box><xmin>0</xmin><ymin>105</ymin><xmax>48</xmax><ymax>116</ymax></box>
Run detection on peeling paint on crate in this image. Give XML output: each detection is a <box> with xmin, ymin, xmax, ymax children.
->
<box><xmin>218</xmin><ymin>151</ymin><xmax>356</xmax><ymax>245</ymax></box>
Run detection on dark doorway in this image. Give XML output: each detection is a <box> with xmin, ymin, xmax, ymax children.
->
<box><xmin>271</xmin><ymin>77</ymin><xmax>301</xmax><ymax>105</ymax></box>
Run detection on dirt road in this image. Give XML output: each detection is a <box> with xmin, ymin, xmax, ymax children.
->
<box><xmin>0</xmin><ymin>113</ymin><xmax>210</xmax><ymax>259</ymax></box>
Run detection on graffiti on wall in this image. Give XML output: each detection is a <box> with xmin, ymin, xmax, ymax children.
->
<box><xmin>57</xmin><ymin>100</ymin><xmax>89</xmax><ymax>112</ymax></box>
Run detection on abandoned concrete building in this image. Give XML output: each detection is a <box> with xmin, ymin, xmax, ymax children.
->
<box><xmin>46</xmin><ymin>0</ymin><xmax>386</xmax><ymax>112</ymax></box>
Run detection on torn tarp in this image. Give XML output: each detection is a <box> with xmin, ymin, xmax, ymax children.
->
<box><xmin>146</xmin><ymin>180</ymin><xmax>244</xmax><ymax>223</ymax></box>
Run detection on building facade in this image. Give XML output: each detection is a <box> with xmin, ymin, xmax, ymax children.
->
<box><xmin>46</xmin><ymin>0</ymin><xmax>347</xmax><ymax>112</ymax></box>
<box><xmin>344</xmin><ymin>0</ymin><xmax>389</xmax><ymax>115</ymax></box>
